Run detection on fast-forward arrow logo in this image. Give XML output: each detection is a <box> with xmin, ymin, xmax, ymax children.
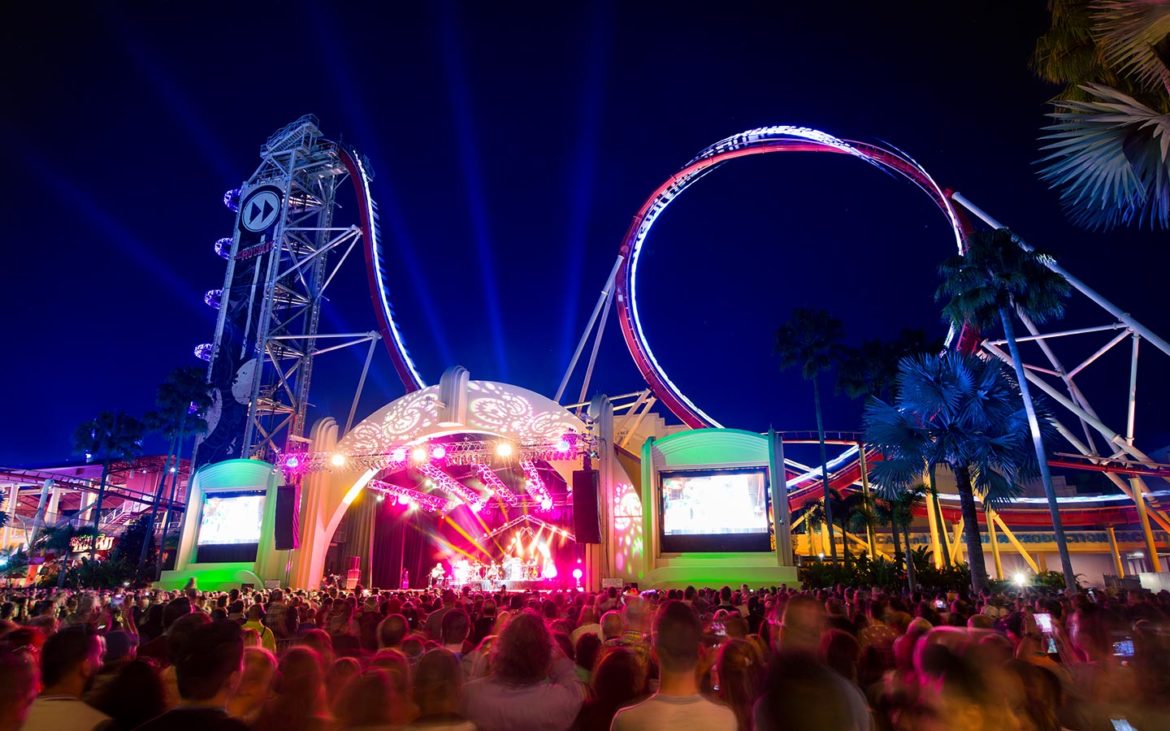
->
<box><xmin>240</xmin><ymin>189</ymin><xmax>281</xmax><ymax>232</ymax></box>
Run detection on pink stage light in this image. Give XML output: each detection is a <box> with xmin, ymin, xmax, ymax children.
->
<box><xmin>572</xmin><ymin>568</ymin><xmax>583</xmax><ymax>580</ymax></box>
<box><xmin>543</xmin><ymin>564</ymin><xmax>558</xmax><ymax>579</ymax></box>
<box><xmin>430</xmin><ymin>445</ymin><xmax>447</xmax><ymax>460</ymax></box>
<box><xmin>410</xmin><ymin>446</ymin><xmax>428</xmax><ymax>463</ymax></box>
<box><xmin>390</xmin><ymin>448</ymin><xmax>407</xmax><ymax>462</ymax></box>
<box><xmin>555</xmin><ymin>439</ymin><xmax>571</xmax><ymax>453</ymax></box>
<box><xmin>285</xmin><ymin>456</ymin><xmax>300</xmax><ymax>469</ymax></box>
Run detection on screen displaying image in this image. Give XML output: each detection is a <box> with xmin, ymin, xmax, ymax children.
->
<box><xmin>197</xmin><ymin>493</ymin><xmax>265</xmax><ymax>546</ymax></box>
<box><xmin>659</xmin><ymin>469</ymin><xmax>771</xmax><ymax>552</ymax></box>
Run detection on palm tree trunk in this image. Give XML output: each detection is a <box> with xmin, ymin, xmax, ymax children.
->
<box><xmin>813</xmin><ymin>375</ymin><xmax>836</xmax><ymax>560</ymax></box>
<box><xmin>889</xmin><ymin>512</ymin><xmax>903</xmax><ymax>568</ymax></box>
<box><xmin>138</xmin><ymin>434</ymin><xmax>177</xmax><ymax>578</ymax></box>
<box><xmin>90</xmin><ymin>464</ymin><xmax>109</xmax><ymax>554</ymax></box>
<box><xmin>952</xmin><ymin>463</ymin><xmax>989</xmax><ymax>593</ymax></box>
<box><xmin>1000</xmin><ymin>308</ymin><xmax>1076</xmax><ymax>591</ymax></box>
<box><xmin>902</xmin><ymin>521</ymin><xmax>917</xmax><ymax>592</ymax></box>
<box><xmin>158</xmin><ymin>419</ymin><xmax>187</xmax><ymax>577</ymax></box>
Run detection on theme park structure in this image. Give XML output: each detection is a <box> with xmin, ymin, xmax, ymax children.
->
<box><xmin>4</xmin><ymin>119</ymin><xmax>1168</xmax><ymax>589</ymax></box>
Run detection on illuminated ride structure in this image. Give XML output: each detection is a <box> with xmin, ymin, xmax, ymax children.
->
<box><xmin>154</xmin><ymin>121</ymin><xmax>1169</xmax><ymax>591</ymax></box>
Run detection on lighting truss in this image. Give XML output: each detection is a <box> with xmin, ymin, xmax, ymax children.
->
<box><xmin>519</xmin><ymin>460</ymin><xmax>552</xmax><ymax>510</ymax></box>
<box><xmin>364</xmin><ymin>479</ymin><xmax>445</xmax><ymax>512</ymax></box>
<box><xmin>481</xmin><ymin>513</ymin><xmax>575</xmax><ymax>544</ymax></box>
<box><xmin>275</xmin><ymin>435</ymin><xmax>588</xmax><ymax>475</ymax></box>
<box><xmin>416</xmin><ymin>463</ymin><xmax>484</xmax><ymax>511</ymax></box>
<box><xmin>472</xmin><ymin>463</ymin><xmax>520</xmax><ymax>505</ymax></box>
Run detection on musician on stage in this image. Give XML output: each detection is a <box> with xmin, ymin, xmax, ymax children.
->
<box><xmin>429</xmin><ymin>563</ymin><xmax>446</xmax><ymax>588</ymax></box>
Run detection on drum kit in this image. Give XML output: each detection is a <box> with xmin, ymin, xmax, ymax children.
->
<box><xmin>431</xmin><ymin>556</ymin><xmax>543</xmax><ymax>590</ymax></box>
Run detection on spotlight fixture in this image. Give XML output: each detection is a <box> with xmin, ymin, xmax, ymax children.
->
<box><xmin>496</xmin><ymin>442</ymin><xmax>514</xmax><ymax>458</ymax></box>
<box><xmin>410</xmin><ymin>447</ymin><xmax>428</xmax><ymax>463</ymax></box>
<box><xmin>555</xmin><ymin>439</ymin><xmax>571</xmax><ymax>453</ymax></box>
<box><xmin>430</xmin><ymin>445</ymin><xmax>447</xmax><ymax>460</ymax></box>
<box><xmin>390</xmin><ymin>447</ymin><xmax>407</xmax><ymax>462</ymax></box>
<box><xmin>329</xmin><ymin>453</ymin><xmax>347</xmax><ymax>467</ymax></box>
<box><xmin>285</xmin><ymin>456</ymin><xmax>300</xmax><ymax>469</ymax></box>
<box><xmin>1013</xmin><ymin>572</ymin><xmax>1028</xmax><ymax>587</ymax></box>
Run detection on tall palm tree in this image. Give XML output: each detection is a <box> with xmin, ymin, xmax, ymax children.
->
<box><xmin>864</xmin><ymin>353</ymin><xmax>1041</xmax><ymax>593</ymax></box>
<box><xmin>1033</xmin><ymin>1</ymin><xmax>1170</xmax><ymax>229</ymax></box>
<box><xmin>73</xmin><ymin>412</ymin><xmax>145</xmax><ymax>554</ymax></box>
<box><xmin>938</xmin><ymin>228</ymin><xmax>1076</xmax><ymax>590</ymax></box>
<box><xmin>776</xmin><ymin>308</ymin><xmax>845</xmax><ymax>560</ymax></box>
<box><xmin>142</xmin><ymin>367</ymin><xmax>212</xmax><ymax>577</ymax></box>
<box><xmin>837</xmin><ymin>329</ymin><xmax>942</xmax><ymax>402</ymax></box>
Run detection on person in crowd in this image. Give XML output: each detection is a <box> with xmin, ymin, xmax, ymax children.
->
<box><xmin>753</xmin><ymin>650</ymin><xmax>857</xmax><ymax>731</ymax></box>
<box><xmin>253</xmin><ymin>646</ymin><xmax>332</xmax><ymax>731</ymax></box>
<box><xmin>600</xmin><ymin>610</ymin><xmax>623</xmax><ymax>646</ymax></box>
<box><xmin>22</xmin><ymin>626</ymin><xmax>111</xmax><ymax>731</ymax></box>
<box><xmin>327</xmin><ymin>656</ymin><xmax>363</xmax><ymax>713</ymax></box>
<box><xmin>243</xmin><ymin>604</ymin><xmax>277</xmax><ymax>653</ymax></box>
<box><xmin>441</xmin><ymin>608</ymin><xmax>470</xmax><ymax>659</ymax></box>
<box><xmin>370</xmin><ymin>647</ymin><xmax>419</xmax><ymax>724</ymax></box>
<box><xmin>572</xmin><ymin>647</ymin><xmax>644</xmax><ymax>731</ymax></box>
<box><xmin>0</xmin><ymin>647</ymin><xmax>39</xmax><ymax>731</ymax></box>
<box><xmin>225</xmin><ymin>647</ymin><xmax>276</xmax><ymax>724</ymax></box>
<box><xmin>89</xmin><ymin>658</ymin><xmax>166</xmax><ymax>731</ymax></box>
<box><xmin>610</xmin><ymin>601</ymin><xmax>736</xmax><ymax>731</ymax></box>
<box><xmin>134</xmin><ymin>621</ymin><xmax>248</xmax><ymax>731</ymax></box>
<box><xmin>334</xmin><ymin>668</ymin><xmax>396</xmax><ymax>729</ymax></box>
<box><xmin>377</xmin><ymin>613</ymin><xmax>409</xmax><ymax>651</ymax></box>
<box><xmin>461</xmin><ymin>610</ymin><xmax>584</xmax><ymax>731</ymax></box>
<box><xmin>715</xmin><ymin>638</ymin><xmax>765</xmax><ymax>731</ymax></box>
<box><xmin>426</xmin><ymin>591</ymin><xmax>457</xmax><ymax>640</ymax></box>
<box><xmin>402</xmin><ymin>648</ymin><xmax>474</xmax><ymax>731</ymax></box>
<box><xmin>571</xmin><ymin>605</ymin><xmax>601</xmax><ymax>647</ymax></box>
<box><xmin>573</xmin><ymin>632</ymin><xmax>601</xmax><ymax>684</ymax></box>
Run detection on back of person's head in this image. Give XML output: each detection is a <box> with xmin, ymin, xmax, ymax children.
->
<box><xmin>335</xmin><ymin>669</ymin><xmax>393</xmax><ymax>728</ymax></box>
<box><xmin>90</xmin><ymin>658</ymin><xmax>166</xmax><ymax>730</ymax></box>
<box><xmin>652</xmin><ymin>600</ymin><xmax>702</xmax><ymax>674</ymax></box>
<box><xmin>326</xmin><ymin>656</ymin><xmax>362</xmax><ymax>710</ymax></box>
<box><xmin>1005</xmin><ymin>659</ymin><xmax>1061</xmax><ymax>731</ymax></box>
<box><xmin>247</xmin><ymin>603</ymin><xmax>266</xmax><ymax>622</ymax></box>
<box><xmin>441</xmin><ymin>608</ymin><xmax>470</xmax><ymax>646</ymax></box>
<box><xmin>778</xmin><ymin>595</ymin><xmax>825</xmax><ymax>652</ymax></box>
<box><xmin>274</xmin><ymin>646</ymin><xmax>323</xmax><ymax>698</ymax></box>
<box><xmin>377</xmin><ymin>613</ymin><xmax>408</xmax><ymax>648</ymax></box>
<box><xmin>413</xmin><ymin>648</ymin><xmax>463</xmax><ymax>717</ymax></box>
<box><xmin>162</xmin><ymin>596</ymin><xmax>192</xmax><ymax>629</ymax></box>
<box><xmin>753</xmin><ymin>650</ymin><xmax>854</xmax><ymax>731</ymax></box>
<box><xmin>600</xmin><ymin>610</ymin><xmax>623</xmax><ymax>640</ymax></box>
<box><xmin>0</xmin><ymin>647</ymin><xmax>39</xmax><ymax>728</ymax></box>
<box><xmin>819</xmin><ymin>628</ymin><xmax>860</xmax><ymax>683</ymax></box>
<box><xmin>228</xmin><ymin>647</ymin><xmax>276</xmax><ymax>719</ymax></box>
<box><xmin>296</xmin><ymin>628</ymin><xmax>334</xmax><ymax>666</ymax></box>
<box><xmin>717</xmin><ymin>639</ymin><xmax>765</xmax><ymax>731</ymax></box>
<box><xmin>575</xmin><ymin>632</ymin><xmax>602</xmax><ymax>672</ymax></box>
<box><xmin>167</xmin><ymin>611</ymin><xmax>211</xmax><ymax>665</ymax></box>
<box><xmin>591</xmin><ymin>647</ymin><xmax>643</xmax><ymax>709</ymax></box>
<box><xmin>40</xmin><ymin>625</ymin><xmax>100</xmax><ymax>687</ymax></box>
<box><xmin>175</xmin><ymin>620</ymin><xmax>244</xmax><ymax>701</ymax></box>
<box><xmin>492</xmin><ymin>610</ymin><xmax>551</xmax><ymax>685</ymax></box>
<box><xmin>370</xmin><ymin>648</ymin><xmax>411</xmax><ymax>698</ymax></box>
<box><xmin>720</xmin><ymin>586</ymin><xmax>732</xmax><ymax>603</ymax></box>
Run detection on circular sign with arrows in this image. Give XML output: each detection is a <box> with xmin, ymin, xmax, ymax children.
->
<box><xmin>239</xmin><ymin>185</ymin><xmax>282</xmax><ymax>233</ymax></box>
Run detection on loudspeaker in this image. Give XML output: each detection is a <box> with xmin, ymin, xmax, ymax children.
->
<box><xmin>572</xmin><ymin>469</ymin><xmax>602</xmax><ymax>544</ymax></box>
<box><xmin>273</xmin><ymin>484</ymin><xmax>300</xmax><ymax>550</ymax></box>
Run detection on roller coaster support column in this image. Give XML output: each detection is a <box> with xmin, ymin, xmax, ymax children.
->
<box><xmin>1106</xmin><ymin>526</ymin><xmax>1125</xmax><ymax>579</ymax></box>
<box><xmin>924</xmin><ymin>490</ymin><xmax>944</xmax><ymax>569</ymax></box>
<box><xmin>555</xmin><ymin>255</ymin><xmax>624</xmax><ymax>405</ymax></box>
<box><xmin>987</xmin><ymin>509</ymin><xmax>1003</xmax><ymax>580</ymax></box>
<box><xmin>991</xmin><ymin>513</ymin><xmax>1039</xmax><ymax>574</ymax></box>
<box><xmin>1131</xmin><ymin>476</ymin><xmax>1162</xmax><ymax>572</ymax></box>
<box><xmin>857</xmin><ymin>446</ymin><xmax>877</xmax><ymax>557</ymax></box>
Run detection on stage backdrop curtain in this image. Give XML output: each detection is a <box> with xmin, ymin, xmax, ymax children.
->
<box><xmin>372</xmin><ymin>500</ymin><xmax>433</xmax><ymax>589</ymax></box>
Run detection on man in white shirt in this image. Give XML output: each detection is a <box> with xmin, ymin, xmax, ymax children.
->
<box><xmin>23</xmin><ymin>627</ymin><xmax>111</xmax><ymax>731</ymax></box>
<box><xmin>610</xmin><ymin>601</ymin><xmax>736</xmax><ymax>731</ymax></box>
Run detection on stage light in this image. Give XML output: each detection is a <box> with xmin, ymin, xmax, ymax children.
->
<box><xmin>572</xmin><ymin>568</ymin><xmax>583</xmax><ymax>580</ymax></box>
<box><xmin>285</xmin><ymin>456</ymin><xmax>300</xmax><ymax>469</ymax></box>
<box><xmin>330</xmin><ymin>453</ymin><xmax>347</xmax><ymax>467</ymax></box>
<box><xmin>540</xmin><ymin>498</ymin><xmax>553</xmax><ymax>511</ymax></box>
<box><xmin>411</xmin><ymin>447</ymin><xmax>428</xmax><ymax>463</ymax></box>
<box><xmin>397</xmin><ymin>495</ymin><xmax>410</xmax><ymax>505</ymax></box>
<box><xmin>169</xmin><ymin>467</ymin><xmax>176</xmax><ymax>474</ymax></box>
<box><xmin>471</xmin><ymin>502</ymin><xmax>482</xmax><ymax>514</ymax></box>
<box><xmin>543</xmin><ymin>564</ymin><xmax>558</xmax><ymax>579</ymax></box>
<box><xmin>390</xmin><ymin>448</ymin><xmax>407</xmax><ymax>462</ymax></box>
<box><xmin>496</xmin><ymin>442</ymin><xmax>514</xmax><ymax>458</ymax></box>
<box><xmin>555</xmin><ymin>439</ymin><xmax>571</xmax><ymax>453</ymax></box>
<box><xmin>375</xmin><ymin>494</ymin><xmax>385</xmax><ymax>503</ymax></box>
<box><xmin>1013</xmin><ymin>572</ymin><xmax>1028</xmax><ymax>587</ymax></box>
<box><xmin>430</xmin><ymin>445</ymin><xmax>447</xmax><ymax>460</ymax></box>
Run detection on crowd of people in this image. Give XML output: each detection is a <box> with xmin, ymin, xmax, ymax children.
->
<box><xmin>0</xmin><ymin>580</ymin><xmax>1168</xmax><ymax>730</ymax></box>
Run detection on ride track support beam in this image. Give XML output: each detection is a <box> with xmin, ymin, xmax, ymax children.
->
<box><xmin>987</xmin><ymin>510</ymin><xmax>1004</xmax><ymax>580</ymax></box>
<box><xmin>1106</xmin><ymin>526</ymin><xmax>1125</xmax><ymax>579</ymax></box>
<box><xmin>991</xmin><ymin>513</ymin><xmax>1039</xmax><ymax>574</ymax></box>
<box><xmin>949</xmin><ymin>518</ymin><xmax>965</xmax><ymax>565</ymax></box>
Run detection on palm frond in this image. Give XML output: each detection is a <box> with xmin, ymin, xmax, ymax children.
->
<box><xmin>1038</xmin><ymin>83</ymin><xmax>1170</xmax><ymax>229</ymax></box>
<box><xmin>1092</xmin><ymin>0</ymin><xmax>1170</xmax><ymax>94</ymax></box>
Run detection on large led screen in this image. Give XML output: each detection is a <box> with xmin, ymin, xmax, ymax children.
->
<box><xmin>196</xmin><ymin>492</ymin><xmax>264</xmax><ymax>562</ymax></box>
<box><xmin>659</xmin><ymin>469</ymin><xmax>771</xmax><ymax>552</ymax></box>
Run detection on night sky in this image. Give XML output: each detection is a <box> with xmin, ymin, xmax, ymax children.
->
<box><xmin>4</xmin><ymin>2</ymin><xmax>1168</xmax><ymax>466</ymax></box>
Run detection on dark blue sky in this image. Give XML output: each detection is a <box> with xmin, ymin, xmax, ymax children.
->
<box><xmin>3</xmin><ymin>1</ymin><xmax>1168</xmax><ymax>465</ymax></box>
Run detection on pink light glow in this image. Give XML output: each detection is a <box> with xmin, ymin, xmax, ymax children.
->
<box><xmin>572</xmin><ymin>568</ymin><xmax>583</xmax><ymax>580</ymax></box>
<box><xmin>390</xmin><ymin>448</ymin><xmax>406</xmax><ymax>462</ymax></box>
<box><xmin>430</xmin><ymin>445</ymin><xmax>447</xmax><ymax>460</ymax></box>
<box><xmin>285</xmin><ymin>456</ymin><xmax>300</xmax><ymax>469</ymax></box>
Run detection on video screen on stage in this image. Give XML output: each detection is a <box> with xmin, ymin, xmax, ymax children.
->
<box><xmin>196</xmin><ymin>492</ymin><xmax>265</xmax><ymax>562</ymax></box>
<box><xmin>659</xmin><ymin>469</ymin><xmax>772</xmax><ymax>552</ymax></box>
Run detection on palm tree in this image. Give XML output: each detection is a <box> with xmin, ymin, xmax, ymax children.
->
<box><xmin>140</xmin><ymin>367</ymin><xmax>212</xmax><ymax>577</ymax></box>
<box><xmin>1032</xmin><ymin>1</ymin><xmax>1170</xmax><ymax>229</ymax></box>
<box><xmin>73</xmin><ymin>412</ymin><xmax>145</xmax><ymax>554</ymax></box>
<box><xmin>864</xmin><ymin>352</ymin><xmax>1041</xmax><ymax>593</ymax></box>
<box><xmin>837</xmin><ymin>329</ymin><xmax>942</xmax><ymax>402</ymax></box>
<box><xmin>938</xmin><ymin>228</ymin><xmax>1077</xmax><ymax>590</ymax></box>
<box><xmin>776</xmin><ymin>308</ymin><xmax>845</xmax><ymax>560</ymax></box>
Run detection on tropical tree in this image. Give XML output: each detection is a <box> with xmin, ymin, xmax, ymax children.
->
<box><xmin>776</xmin><ymin>308</ymin><xmax>845</xmax><ymax>560</ymax></box>
<box><xmin>938</xmin><ymin>228</ymin><xmax>1077</xmax><ymax>590</ymax></box>
<box><xmin>837</xmin><ymin>329</ymin><xmax>942</xmax><ymax>401</ymax></box>
<box><xmin>1033</xmin><ymin>1</ymin><xmax>1170</xmax><ymax>229</ymax></box>
<box><xmin>73</xmin><ymin>412</ymin><xmax>145</xmax><ymax>554</ymax></box>
<box><xmin>874</xmin><ymin>484</ymin><xmax>925</xmax><ymax>591</ymax></box>
<box><xmin>864</xmin><ymin>353</ymin><xmax>1043</xmax><ymax>593</ymax></box>
<box><xmin>140</xmin><ymin>367</ymin><xmax>212</xmax><ymax>577</ymax></box>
